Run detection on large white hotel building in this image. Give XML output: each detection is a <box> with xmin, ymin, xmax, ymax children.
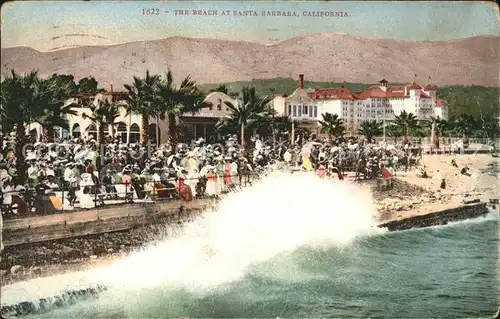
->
<box><xmin>26</xmin><ymin>74</ymin><xmax>449</xmax><ymax>143</ymax></box>
<box><xmin>271</xmin><ymin>74</ymin><xmax>449</xmax><ymax>133</ymax></box>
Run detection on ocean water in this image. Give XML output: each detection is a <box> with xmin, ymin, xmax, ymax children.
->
<box><xmin>2</xmin><ymin>172</ymin><xmax>499</xmax><ymax>318</ymax></box>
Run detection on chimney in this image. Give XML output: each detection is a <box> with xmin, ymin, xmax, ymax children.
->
<box><xmin>299</xmin><ymin>74</ymin><xmax>304</xmax><ymax>89</ymax></box>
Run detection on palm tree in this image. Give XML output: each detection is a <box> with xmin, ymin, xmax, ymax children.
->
<box><xmin>429</xmin><ymin>116</ymin><xmax>449</xmax><ymax>148</ymax></box>
<box><xmin>319</xmin><ymin>113</ymin><xmax>345</xmax><ymax>144</ymax></box>
<box><xmin>216</xmin><ymin>86</ymin><xmax>272</xmax><ymax>151</ymax></box>
<box><xmin>104</xmin><ymin>101</ymin><xmax>122</xmax><ymax>139</ymax></box>
<box><xmin>35</xmin><ymin>103</ymin><xmax>78</xmax><ymax>142</ymax></box>
<box><xmin>124</xmin><ymin>70</ymin><xmax>162</xmax><ymax>147</ymax></box>
<box><xmin>386</xmin><ymin>123</ymin><xmax>402</xmax><ymax>144</ymax></box>
<box><xmin>358</xmin><ymin>120</ymin><xmax>382</xmax><ymax>143</ymax></box>
<box><xmin>82</xmin><ymin>99</ymin><xmax>122</xmax><ymax>145</ymax></box>
<box><xmin>454</xmin><ymin>113</ymin><xmax>475</xmax><ymax>148</ymax></box>
<box><xmin>34</xmin><ymin>74</ymin><xmax>78</xmax><ymax>142</ymax></box>
<box><xmin>393</xmin><ymin>111</ymin><xmax>419</xmax><ymax>146</ymax></box>
<box><xmin>269</xmin><ymin>115</ymin><xmax>291</xmax><ymax>137</ymax></box>
<box><xmin>255</xmin><ymin>112</ymin><xmax>291</xmax><ymax>145</ymax></box>
<box><xmin>0</xmin><ymin>70</ymin><xmax>45</xmax><ymax>183</ymax></box>
<box><xmin>156</xmin><ymin>69</ymin><xmax>207</xmax><ymax>147</ymax></box>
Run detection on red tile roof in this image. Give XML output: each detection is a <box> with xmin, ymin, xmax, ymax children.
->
<box><xmin>407</xmin><ymin>81</ymin><xmax>422</xmax><ymax>90</ymax></box>
<box><xmin>436</xmin><ymin>99</ymin><xmax>448</xmax><ymax>107</ymax></box>
<box><xmin>300</xmin><ymin>82</ymin><xmax>438</xmax><ymax>101</ymax></box>
<box><xmin>308</xmin><ymin>88</ymin><xmax>357</xmax><ymax>100</ymax></box>
<box><xmin>356</xmin><ymin>86</ymin><xmax>388</xmax><ymax>99</ymax></box>
<box><xmin>423</xmin><ymin>84</ymin><xmax>438</xmax><ymax>91</ymax></box>
<box><xmin>420</xmin><ymin>91</ymin><xmax>431</xmax><ymax>98</ymax></box>
<box><xmin>354</xmin><ymin>86</ymin><xmax>411</xmax><ymax>99</ymax></box>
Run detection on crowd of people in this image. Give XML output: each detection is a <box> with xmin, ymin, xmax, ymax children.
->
<box><xmin>0</xmin><ymin>130</ymin><xmax>427</xmax><ymax>218</ymax></box>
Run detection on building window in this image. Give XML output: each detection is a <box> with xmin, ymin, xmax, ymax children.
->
<box><xmin>217</xmin><ymin>99</ymin><xmax>222</xmax><ymax>111</ymax></box>
<box><xmin>303</xmin><ymin>105</ymin><xmax>308</xmax><ymax>115</ymax></box>
<box><xmin>293</xmin><ymin>105</ymin><xmax>297</xmax><ymax>117</ymax></box>
<box><xmin>298</xmin><ymin>105</ymin><xmax>302</xmax><ymax>117</ymax></box>
<box><xmin>309</xmin><ymin>105</ymin><xmax>313</xmax><ymax>117</ymax></box>
<box><xmin>314</xmin><ymin>106</ymin><xmax>318</xmax><ymax>117</ymax></box>
<box><xmin>288</xmin><ymin>105</ymin><xmax>292</xmax><ymax>116</ymax></box>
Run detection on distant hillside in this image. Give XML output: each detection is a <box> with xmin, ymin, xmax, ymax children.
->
<box><xmin>199</xmin><ymin>77</ymin><xmax>377</xmax><ymax>95</ymax></box>
<box><xmin>1</xmin><ymin>33</ymin><xmax>498</xmax><ymax>87</ymax></box>
<box><xmin>199</xmin><ymin>78</ymin><xmax>500</xmax><ymax>119</ymax></box>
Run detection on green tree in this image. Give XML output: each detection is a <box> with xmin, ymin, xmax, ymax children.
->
<box><xmin>319</xmin><ymin>112</ymin><xmax>345</xmax><ymax>144</ymax></box>
<box><xmin>254</xmin><ymin>112</ymin><xmax>291</xmax><ymax>143</ymax></box>
<box><xmin>393</xmin><ymin>111</ymin><xmax>419</xmax><ymax>146</ymax></box>
<box><xmin>478</xmin><ymin>116</ymin><xmax>500</xmax><ymax>141</ymax></box>
<box><xmin>216</xmin><ymin>86</ymin><xmax>272</xmax><ymax>151</ymax></box>
<box><xmin>156</xmin><ymin>70</ymin><xmax>206</xmax><ymax>147</ymax></box>
<box><xmin>0</xmin><ymin>70</ymin><xmax>47</xmax><ymax>182</ymax></box>
<box><xmin>124</xmin><ymin>70</ymin><xmax>162</xmax><ymax>147</ymax></box>
<box><xmin>34</xmin><ymin>74</ymin><xmax>78</xmax><ymax>142</ymax></box>
<box><xmin>386</xmin><ymin>123</ymin><xmax>402</xmax><ymax>144</ymax></box>
<box><xmin>453</xmin><ymin>113</ymin><xmax>476</xmax><ymax>147</ymax></box>
<box><xmin>437</xmin><ymin>85</ymin><xmax>499</xmax><ymax>119</ymax></box>
<box><xmin>357</xmin><ymin>120</ymin><xmax>382</xmax><ymax>143</ymax></box>
<box><xmin>209</xmin><ymin>84</ymin><xmax>229</xmax><ymax>94</ymax></box>
<box><xmin>269</xmin><ymin>115</ymin><xmax>291</xmax><ymax>137</ymax></box>
<box><xmin>77</xmin><ymin>76</ymin><xmax>99</xmax><ymax>93</ymax></box>
<box><xmin>82</xmin><ymin>99</ymin><xmax>122</xmax><ymax>145</ymax></box>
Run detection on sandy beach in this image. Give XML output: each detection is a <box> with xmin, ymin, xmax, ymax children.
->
<box><xmin>1</xmin><ymin>153</ymin><xmax>498</xmax><ymax>287</ymax></box>
<box><xmin>372</xmin><ymin>154</ymin><xmax>499</xmax><ymax>221</ymax></box>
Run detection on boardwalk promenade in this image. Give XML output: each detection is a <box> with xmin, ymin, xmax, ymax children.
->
<box><xmin>2</xmin><ymin>196</ymin><xmax>491</xmax><ymax>248</ymax></box>
<box><xmin>2</xmin><ymin>198</ymin><xmax>214</xmax><ymax>247</ymax></box>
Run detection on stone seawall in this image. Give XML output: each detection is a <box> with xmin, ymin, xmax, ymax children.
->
<box><xmin>378</xmin><ymin>202</ymin><xmax>489</xmax><ymax>231</ymax></box>
<box><xmin>2</xmin><ymin>199</ymin><xmax>491</xmax><ymax>247</ymax></box>
<box><xmin>2</xmin><ymin>199</ymin><xmax>216</xmax><ymax>247</ymax></box>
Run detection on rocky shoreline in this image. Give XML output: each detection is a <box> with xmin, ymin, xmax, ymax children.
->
<box><xmin>0</xmin><ymin>223</ymin><xmax>185</xmax><ymax>286</ymax></box>
<box><xmin>0</xmin><ymin>180</ymin><xmax>448</xmax><ymax>287</ymax></box>
<box><xmin>1</xmin><ymin>154</ymin><xmax>497</xmax><ymax>287</ymax></box>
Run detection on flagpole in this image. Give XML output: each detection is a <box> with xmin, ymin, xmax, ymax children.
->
<box><xmin>383</xmin><ymin>119</ymin><xmax>386</xmax><ymax>143</ymax></box>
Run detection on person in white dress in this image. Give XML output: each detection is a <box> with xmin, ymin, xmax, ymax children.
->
<box><xmin>230</xmin><ymin>159</ymin><xmax>239</xmax><ymax>188</ymax></box>
<box><xmin>78</xmin><ymin>172</ymin><xmax>95</xmax><ymax>208</ymax></box>
<box><xmin>64</xmin><ymin>163</ymin><xmax>75</xmax><ymax>183</ymax></box>
<box><xmin>2</xmin><ymin>182</ymin><xmax>14</xmax><ymax>206</ymax></box>
<box><xmin>185</xmin><ymin>169</ymin><xmax>199</xmax><ymax>194</ymax></box>
<box><xmin>205</xmin><ymin>167</ymin><xmax>218</xmax><ymax>196</ymax></box>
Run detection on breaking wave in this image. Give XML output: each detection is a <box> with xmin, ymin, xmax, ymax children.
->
<box><xmin>2</xmin><ymin>171</ymin><xmax>497</xmax><ymax>318</ymax></box>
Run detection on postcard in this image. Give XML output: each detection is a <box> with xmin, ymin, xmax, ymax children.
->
<box><xmin>0</xmin><ymin>1</ymin><xmax>499</xmax><ymax>318</ymax></box>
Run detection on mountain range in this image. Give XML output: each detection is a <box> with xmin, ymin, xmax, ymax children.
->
<box><xmin>1</xmin><ymin>33</ymin><xmax>499</xmax><ymax>88</ymax></box>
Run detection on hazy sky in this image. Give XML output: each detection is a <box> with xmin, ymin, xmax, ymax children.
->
<box><xmin>2</xmin><ymin>1</ymin><xmax>499</xmax><ymax>52</ymax></box>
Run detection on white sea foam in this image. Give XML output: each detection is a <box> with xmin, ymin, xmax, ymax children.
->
<box><xmin>2</xmin><ymin>170</ymin><xmax>382</xmax><ymax>305</ymax></box>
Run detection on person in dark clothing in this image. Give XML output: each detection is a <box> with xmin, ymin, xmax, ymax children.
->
<box><xmin>461</xmin><ymin>165</ymin><xmax>471</xmax><ymax>176</ymax></box>
<box><xmin>34</xmin><ymin>180</ymin><xmax>53</xmax><ymax>214</ymax></box>
<box><xmin>440</xmin><ymin>179</ymin><xmax>446</xmax><ymax>189</ymax></box>
<box><xmin>102</xmin><ymin>169</ymin><xmax>116</xmax><ymax>198</ymax></box>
